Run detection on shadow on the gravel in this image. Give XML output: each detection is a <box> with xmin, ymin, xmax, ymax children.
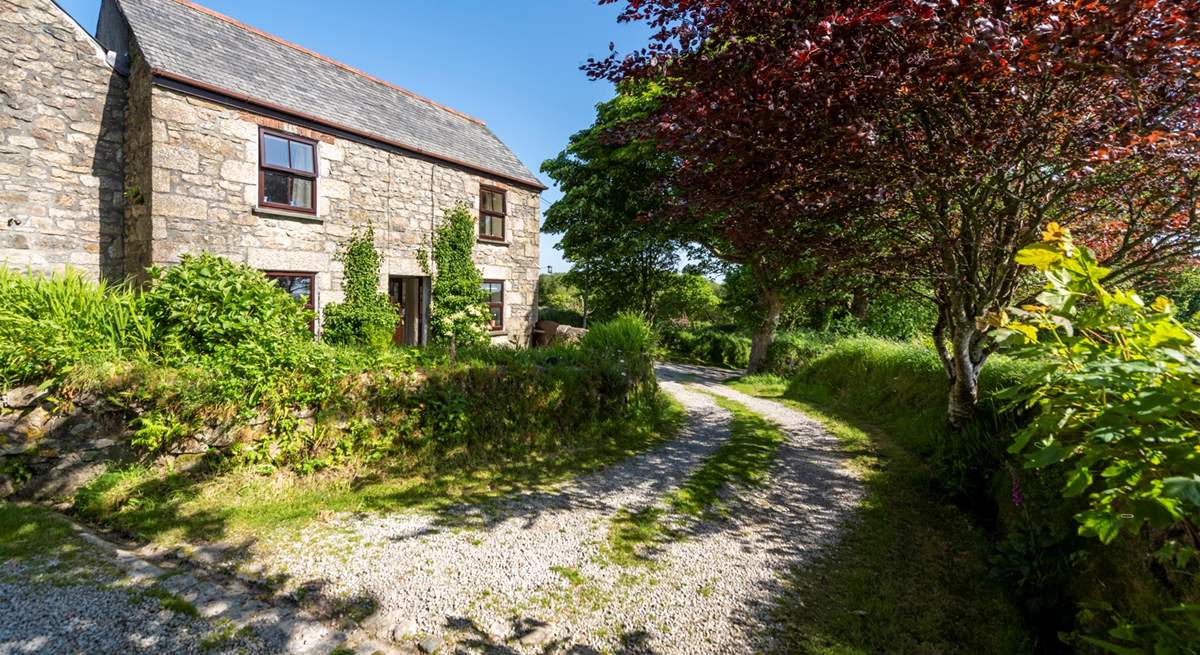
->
<box><xmin>445</xmin><ymin>615</ymin><xmax>659</xmax><ymax>654</ymax></box>
<box><xmin>380</xmin><ymin>372</ymin><xmax>738</xmax><ymax>538</ymax></box>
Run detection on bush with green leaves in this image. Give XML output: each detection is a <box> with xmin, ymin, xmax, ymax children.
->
<box><xmin>998</xmin><ymin>225</ymin><xmax>1200</xmax><ymax>553</ymax></box>
<box><xmin>0</xmin><ymin>267</ymin><xmax>152</xmax><ymax>385</ymax></box>
<box><xmin>996</xmin><ymin>225</ymin><xmax>1200</xmax><ymax>651</ymax></box>
<box><xmin>424</xmin><ymin>204</ymin><xmax>491</xmax><ymax>346</ymax></box>
<box><xmin>143</xmin><ymin>254</ymin><xmax>311</xmax><ymax>360</ymax></box>
<box><xmin>581</xmin><ymin>315</ymin><xmax>655</xmax><ymax>371</ymax></box>
<box><xmin>322</xmin><ymin>225</ymin><xmax>399</xmax><ymax>349</ymax></box>
<box><xmin>658</xmin><ymin>324</ymin><xmax>750</xmax><ymax>369</ymax></box>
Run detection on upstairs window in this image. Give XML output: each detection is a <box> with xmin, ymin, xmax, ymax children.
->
<box><xmin>479</xmin><ymin>186</ymin><xmax>506</xmax><ymax>240</ymax></box>
<box><xmin>259</xmin><ymin>128</ymin><xmax>317</xmax><ymax>213</ymax></box>
<box><xmin>482</xmin><ymin>280</ymin><xmax>504</xmax><ymax>330</ymax></box>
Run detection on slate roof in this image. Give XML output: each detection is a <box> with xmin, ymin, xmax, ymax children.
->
<box><xmin>116</xmin><ymin>0</ymin><xmax>544</xmax><ymax>189</ymax></box>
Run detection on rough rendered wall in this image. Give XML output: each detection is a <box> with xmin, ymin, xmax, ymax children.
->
<box><xmin>0</xmin><ymin>0</ymin><xmax>126</xmax><ymax>280</ymax></box>
<box><xmin>146</xmin><ymin>85</ymin><xmax>541</xmax><ymax>344</ymax></box>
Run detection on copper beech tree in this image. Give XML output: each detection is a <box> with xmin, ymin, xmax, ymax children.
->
<box><xmin>589</xmin><ymin>0</ymin><xmax>1200</xmax><ymax>425</ymax></box>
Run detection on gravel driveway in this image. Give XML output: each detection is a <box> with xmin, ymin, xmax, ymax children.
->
<box><xmin>1</xmin><ymin>363</ymin><xmax>862</xmax><ymax>655</ymax></box>
<box><xmin>255</xmin><ymin>362</ymin><xmax>864</xmax><ymax>654</ymax></box>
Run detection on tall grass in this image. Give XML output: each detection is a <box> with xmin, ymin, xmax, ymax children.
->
<box><xmin>760</xmin><ymin>333</ymin><xmax>1035</xmax><ymax>498</ymax></box>
<box><xmin>0</xmin><ymin>268</ymin><xmax>152</xmax><ymax>385</ymax></box>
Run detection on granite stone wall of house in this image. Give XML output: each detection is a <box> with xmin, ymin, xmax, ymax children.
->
<box><xmin>141</xmin><ymin>84</ymin><xmax>541</xmax><ymax>345</ymax></box>
<box><xmin>121</xmin><ymin>45</ymin><xmax>153</xmax><ymax>281</ymax></box>
<box><xmin>0</xmin><ymin>0</ymin><xmax>127</xmax><ymax>280</ymax></box>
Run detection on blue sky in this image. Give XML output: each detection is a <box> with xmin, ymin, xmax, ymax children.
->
<box><xmin>56</xmin><ymin>0</ymin><xmax>652</xmax><ymax>273</ymax></box>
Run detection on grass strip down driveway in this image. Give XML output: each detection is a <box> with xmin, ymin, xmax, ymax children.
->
<box><xmin>607</xmin><ymin>388</ymin><xmax>787</xmax><ymax>566</ymax></box>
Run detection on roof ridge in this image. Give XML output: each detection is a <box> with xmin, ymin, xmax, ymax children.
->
<box><xmin>163</xmin><ymin>0</ymin><xmax>487</xmax><ymax>126</ymax></box>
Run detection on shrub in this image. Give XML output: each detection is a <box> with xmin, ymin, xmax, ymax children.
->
<box><xmin>141</xmin><ymin>253</ymin><xmax>332</xmax><ymax>413</ymax></box>
<box><xmin>1000</xmin><ymin>227</ymin><xmax>1200</xmax><ymax>554</ymax></box>
<box><xmin>424</xmin><ymin>204</ymin><xmax>491</xmax><ymax>346</ymax></box>
<box><xmin>658</xmin><ymin>324</ymin><xmax>751</xmax><ymax>369</ymax></box>
<box><xmin>761</xmin><ymin>330</ymin><xmax>836</xmax><ymax>376</ymax></box>
<box><xmin>321</xmin><ymin>225</ymin><xmax>399</xmax><ymax>349</ymax></box>
<box><xmin>144</xmin><ymin>253</ymin><xmax>312</xmax><ymax>362</ymax></box>
<box><xmin>859</xmin><ymin>290</ymin><xmax>937</xmax><ymax>340</ymax></box>
<box><xmin>537</xmin><ymin>306</ymin><xmax>585</xmax><ymax>328</ymax></box>
<box><xmin>582</xmin><ymin>314</ymin><xmax>656</xmax><ymax>377</ymax></box>
<box><xmin>0</xmin><ymin>268</ymin><xmax>152</xmax><ymax>385</ymax></box>
<box><xmin>996</xmin><ymin>226</ymin><xmax>1200</xmax><ymax>650</ymax></box>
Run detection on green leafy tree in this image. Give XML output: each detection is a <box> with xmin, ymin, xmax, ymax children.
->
<box><xmin>322</xmin><ymin>225</ymin><xmax>399</xmax><ymax>349</ymax></box>
<box><xmin>657</xmin><ymin>272</ymin><xmax>720</xmax><ymax>325</ymax></box>
<box><xmin>424</xmin><ymin>204</ymin><xmax>491</xmax><ymax>346</ymax></box>
<box><xmin>538</xmin><ymin>272</ymin><xmax>583</xmax><ymax>314</ymax></box>
<box><xmin>542</xmin><ymin>87</ymin><xmax>685</xmax><ymax>324</ymax></box>
<box><xmin>1170</xmin><ymin>269</ymin><xmax>1200</xmax><ymax>329</ymax></box>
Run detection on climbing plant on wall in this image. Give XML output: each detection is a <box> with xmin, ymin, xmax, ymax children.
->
<box><xmin>322</xmin><ymin>224</ymin><xmax>399</xmax><ymax>349</ymax></box>
<box><xmin>423</xmin><ymin>204</ymin><xmax>491</xmax><ymax>347</ymax></box>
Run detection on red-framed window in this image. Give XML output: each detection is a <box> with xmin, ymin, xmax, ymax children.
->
<box><xmin>482</xmin><ymin>279</ymin><xmax>504</xmax><ymax>331</ymax></box>
<box><xmin>479</xmin><ymin>186</ymin><xmax>506</xmax><ymax>240</ymax></box>
<box><xmin>259</xmin><ymin>128</ymin><xmax>317</xmax><ymax>214</ymax></box>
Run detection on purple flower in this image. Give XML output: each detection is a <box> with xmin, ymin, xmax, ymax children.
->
<box><xmin>1010</xmin><ymin>469</ymin><xmax>1025</xmax><ymax>508</ymax></box>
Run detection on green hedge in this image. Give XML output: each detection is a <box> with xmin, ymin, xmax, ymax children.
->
<box><xmin>765</xmin><ymin>334</ymin><xmax>1191</xmax><ymax>647</ymax></box>
<box><xmin>658</xmin><ymin>324</ymin><xmax>751</xmax><ymax>369</ymax></box>
<box><xmin>1</xmin><ymin>262</ymin><xmax>660</xmax><ymax>475</ymax></box>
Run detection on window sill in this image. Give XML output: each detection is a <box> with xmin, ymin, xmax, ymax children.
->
<box><xmin>252</xmin><ymin>205</ymin><xmax>323</xmax><ymax>223</ymax></box>
<box><xmin>489</xmin><ymin>330</ymin><xmax>508</xmax><ymax>337</ymax></box>
<box><xmin>477</xmin><ymin>238</ymin><xmax>510</xmax><ymax>247</ymax></box>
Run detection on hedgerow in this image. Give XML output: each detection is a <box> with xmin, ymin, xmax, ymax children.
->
<box><xmin>658</xmin><ymin>323</ymin><xmax>750</xmax><ymax>369</ymax></box>
<box><xmin>1</xmin><ymin>255</ymin><xmax>661</xmax><ymax>478</ymax></box>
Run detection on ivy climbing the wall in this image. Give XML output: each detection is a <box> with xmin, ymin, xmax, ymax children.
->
<box><xmin>424</xmin><ymin>204</ymin><xmax>491</xmax><ymax>347</ymax></box>
<box><xmin>322</xmin><ymin>224</ymin><xmax>399</xmax><ymax>349</ymax></box>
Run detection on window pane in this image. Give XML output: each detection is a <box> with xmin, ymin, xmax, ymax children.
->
<box><xmin>262</xmin><ymin>170</ymin><xmax>292</xmax><ymax>206</ymax></box>
<box><xmin>269</xmin><ymin>275</ymin><xmax>312</xmax><ymax>306</ymax></box>
<box><xmin>290</xmin><ymin>141</ymin><xmax>314</xmax><ymax>173</ymax></box>
<box><xmin>263</xmin><ymin>134</ymin><xmax>291</xmax><ymax>168</ymax></box>
<box><xmin>290</xmin><ymin>177</ymin><xmax>313</xmax><ymax>209</ymax></box>
<box><xmin>480</xmin><ymin>214</ymin><xmax>503</xmax><ymax>238</ymax></box>
<box><xmin>490</xmin><ymin>306</ymin><xmax>502</xmax><ymax>327</ymax></box>
<box><xmin>482</xmin><ymin>190</ymin><xmax>504</xmax><ymax>214</ymax></box>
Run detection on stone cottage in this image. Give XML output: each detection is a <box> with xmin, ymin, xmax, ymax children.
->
<box><xmin>0</xmin><ymin>0</ymin><xmax>545</xmax><ymax>345</ymax></box>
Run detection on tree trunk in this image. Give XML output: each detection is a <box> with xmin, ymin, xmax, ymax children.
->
<box><xmin>850</xmin><ymin>288</ymin><xmax>870</xmax><ymax>320</ymax></box>
<box><xmin>748</xmin><ymin>288</ymin><xmax>783</xmax><ymax>373</ymax></box>
<box><xmin>936</xmin><ymin>313</ymin><xmax>989</xmax><ymax>428</ymax></box>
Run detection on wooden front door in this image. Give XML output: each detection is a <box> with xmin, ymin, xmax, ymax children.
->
<box><xmin>388</xmin><ymin>276</ymin><xmax>428</xmax><ymax>346</ymax></box>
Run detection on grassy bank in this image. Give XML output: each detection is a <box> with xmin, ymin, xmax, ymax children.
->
<box><xmin>729</xmin><ymin>375</ymin><xmax>1031</xmax><ymax>654</ymax></box>
<box><xmin>743</xmin><ymin>332</ymin><xmax>1200</xmax><ymax>652</ymax></box>
<box><xmin>73</xmin><ymin>393</ymin><xmax>685</xmax><ymax>547</ymax></box>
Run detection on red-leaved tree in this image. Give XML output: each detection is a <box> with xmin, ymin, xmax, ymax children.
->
<box><xmin>589</xmin><ymin>0</ymin><xmax>1200</xmax><ymax>424</ymax></box>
